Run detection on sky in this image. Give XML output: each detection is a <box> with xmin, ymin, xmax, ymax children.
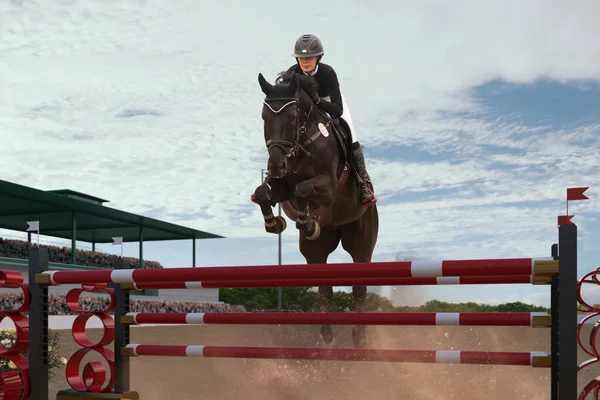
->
<box><xmin>1</xmin><ymin>0</ymin><xmax>599</xmax><ymax>308</ymax></box>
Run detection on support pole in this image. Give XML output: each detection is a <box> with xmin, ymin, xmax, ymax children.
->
<box><xmin>114</xmin><ymin>257</ymin><xmax>131</xmax><ymax>394</ymax></box>
<box><xmin>261</xmin><ymin>168</ymin><xmax>283</xmax><ymax>310</ymax></box>
<box><xmin>138</xmin><ymin>224</ymin><xmax>143</xmax><ymax>269</ymax></box>
<box><xmin>278</xmin><ymin>202</ymin><xmax>282</xmax><ymax>311</ymax></box>
<box><xmin>193</xmin><ymin>235</ymin><xmax>196</xmax><ymax>268</ymax></box>
<box><xmin>550</xmin><ymin>243</ymin><xmax>558</xmax><ymax>400</ymax></box>
<box><xmin>71</xmin><ymin>211</ymin><xmax>77</xmax><ymax>264</ymax></box>
<box><xmin>29</xmin><ymin>247</ymin><xmax>49</xmax><ymax>400</ymax></box>
<box><xmin>557</xmin><ymin>223</ymin><xmax>577</xmax><ymax>399</ymax></box>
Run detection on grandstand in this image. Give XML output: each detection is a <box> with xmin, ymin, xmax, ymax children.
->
<box><xmin>0</xmin><ymin>178</ymin><xmax>224</xmax><ymax>305</ymax></box>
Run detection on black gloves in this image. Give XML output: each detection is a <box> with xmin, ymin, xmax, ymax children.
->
<box><xmin>303</xmin><ymin>80</ymin><xmax>320</xmax><ymax>104</ymax></box>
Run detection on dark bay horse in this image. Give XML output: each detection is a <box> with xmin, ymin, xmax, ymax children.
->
<box><xmin>251</xmin><ymin>71</ymin><xmax>379</xmax><ymax>348</ymax></box>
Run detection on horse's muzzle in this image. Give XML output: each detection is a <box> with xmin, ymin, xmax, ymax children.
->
<box><xmin>267</xmin><ymin>157</ymin><xmax>288</xmax><ymax>179</ymax></box>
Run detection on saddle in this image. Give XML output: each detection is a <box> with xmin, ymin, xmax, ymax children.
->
<box><xmin>313</xmin><ymin>108</ymin><xmax>361</xmax><ymax>187</ymax></box>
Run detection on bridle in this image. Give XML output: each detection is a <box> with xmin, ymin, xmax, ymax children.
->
<box><xmin>262</xmin><ymin>96</ymin><xmax>322</xmax><ymax>158</ymax></box>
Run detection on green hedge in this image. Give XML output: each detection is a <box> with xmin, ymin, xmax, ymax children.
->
<box><xmin>219</xmin><ymin>288</ymin><xmax>550</xmax><ymax>313</ymax></box>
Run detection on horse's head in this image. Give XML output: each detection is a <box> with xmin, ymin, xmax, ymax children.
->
<box><xmin>258</xmin><ymin>71</ymin><xmax>315</xmax><ymax>178</ymax></box>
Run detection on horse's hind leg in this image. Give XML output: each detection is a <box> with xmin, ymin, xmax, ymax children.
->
<box><xmin>299</xmin><ymin>227</ymin><xmax>341</xmax><ymax>348</ymax></box>
<box><xmin>340</xmin><ymin>206</ymin><xmax>379</xmax><ymax>348</ymax></box>
<box><xmin>351</xmin><ymin>286</ymin><xmax>367</xmax><ymax>348</ymax></box>
<box><xmin>318</xmin><ymin>286</ymin><xmax>335</xmax><ymax>346</ymax></box>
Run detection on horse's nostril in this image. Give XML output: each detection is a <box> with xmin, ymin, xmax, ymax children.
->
<box><xmin>268</xmin><ymin>158</ymin><xmax>288</xmax><ymax>178</ymax></box>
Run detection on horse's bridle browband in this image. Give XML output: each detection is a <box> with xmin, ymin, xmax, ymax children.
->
<box><xmin>262</xmin><ymin>96</ymin><xmax>328</xmax><ymax>158</ymax></box>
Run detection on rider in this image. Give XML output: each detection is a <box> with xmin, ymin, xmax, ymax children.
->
<box><xmin>286</xmin><ymin>34</ymin><xmax>376</xmax><ymax>207</ymax></box>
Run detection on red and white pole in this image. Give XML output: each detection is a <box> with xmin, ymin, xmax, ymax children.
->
<box><xmin>40</xmin><ymin>257</ymin><xmax>554</xmax><ymax>285</ymax></box>
<box><xmin>123</xmin><ymin>311</ymin><xmax>550</xmax><ymax>327</ymax></box>
<box><xmin>122</xmin><ymin>344</ymin><xmax>549</xmax><ymax>367</ymax></box>
<box><xmin>126</xmin><ymin>275</ymin><xmax>533</xmax><ymax>290</ymax></box>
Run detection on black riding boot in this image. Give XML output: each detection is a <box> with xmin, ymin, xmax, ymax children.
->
<box><xmin>351</xmin><ymin>143</ymin><xmax>376</xmax><ymax>207</ymax></box>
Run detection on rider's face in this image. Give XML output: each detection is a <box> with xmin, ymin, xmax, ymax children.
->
<box><xmin>298</xmin><ymin>56</ymin><xmax>318</xmax><ymax>73</ymax></box>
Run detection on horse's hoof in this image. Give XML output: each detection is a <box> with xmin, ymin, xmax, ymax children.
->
<box><xmin>305</xmin><ymin>221</ymin><xmax>320</xmax><ymax>240</ymax></box>
<box><xmin>295</xmin><ymin>214</ymin><xmax>307</xmax><ymax>230</ymax></box>
<box><xmin>265</xmin><ymin>216</ymin><xmax>287</xmax><ymax>234</ymax></box>
<box><xmin>319</xmin><ymin>333</ymin><xmax>336</xmax><ymax>349</ymax></box>
<box><xmin>274</xmin><ymin>216</ymin><xmax>287</xmax><ymax>233</ymax></box>
<box><xmin>353</xmin><ymin>335</ymin><xmax>367</xmax><ymax>349</ymax></box>
<box><xmin>250</xmin><ymin>194</ymin><xmax>259</xmax><ymax>204</ymax></box>
<box><xmin>352</xmin><ymin>326</ymin><xmax>367</xmax><ymax>349</ymax></box>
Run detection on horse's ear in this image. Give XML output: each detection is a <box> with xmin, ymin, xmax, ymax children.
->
<box><xmin>288</xmin><ymin>73</ymin><xmax>299</xmax><ymax>95</ymax></box>
<box><xmin>258</xmin><ymin>73</ymin><xmax>273</xmax><ymax>95</ymax></box>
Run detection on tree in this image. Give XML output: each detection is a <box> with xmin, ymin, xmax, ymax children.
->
<box><xmin>494</xmin><ymin>301</ymin><xmax>548</xmax><ymax>312</ymax></box>
<box><xmin>365</xmin><ymin>292</ymin><xmax>395</xmax><ymax>311</ymax></box>
<box><xmin>332</xmin><ymin>291</ymin><xmax>354</xmax><ymax>311</ymax></box>
<box><xmin>219</xmin><ymin>288</ymin><xmax>550</xmax><ymax>314</ymax></box>
<box><xmin>219</xmin><ymin>287</ymin><xmax>320</xmax><ymax>311</ymax></box>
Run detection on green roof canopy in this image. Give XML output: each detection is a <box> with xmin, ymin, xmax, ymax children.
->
<box><xmin>0</xmin><ymin>179</ymin><xmax>223</xmax><ymax>243</ymax></box>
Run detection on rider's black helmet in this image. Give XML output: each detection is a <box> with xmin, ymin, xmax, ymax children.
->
<box><xmin>293</xmin><ymin>34</ymin><xmax>324</xmax><ymax>57</ymax></box>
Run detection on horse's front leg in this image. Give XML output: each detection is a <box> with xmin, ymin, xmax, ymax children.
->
<box><xmin>251</xmin><ymin>179</ymin><xmax>289</xmax><ymax>234</ymax></box>
<box><xmin>294</xmin><ymin>174</ymin><xmax>333</xmax><ymax>240</ymax></box>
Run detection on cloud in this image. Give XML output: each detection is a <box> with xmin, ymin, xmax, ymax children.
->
<box><xmin>0</xmin><ymin>1</ymin><xmax>598</xmax><ymax>283</ymax></box>
<box><xmin>116</xmin><ymin>109</ymin><xmax>163</xmax><ymax>119</ymax></box>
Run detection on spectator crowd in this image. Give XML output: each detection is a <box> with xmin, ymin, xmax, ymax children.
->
<box><xmin>0</xmin><ymin>237</ymin><xmax>162</xmax><ymax>269</ymax></box>
<box><xmin>0</xmin><ymin>236</ymin><xmax>242</xmax><ymax>313</ymax></box>
<box><xmin>0</xmin><ymin>292</ymin><xmax>245</xmax><ymax>314</ymax></box>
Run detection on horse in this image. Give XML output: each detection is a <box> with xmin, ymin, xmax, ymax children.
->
<box><xmin>251</xmin><ymin>71</ymin><xmax>379</xmax><ymax>348</ymax></box>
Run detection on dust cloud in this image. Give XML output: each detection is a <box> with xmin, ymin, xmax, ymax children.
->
<box><xmin>50</xmin><ymin>323</ymin><xmax>565</xmax><ymax>399</ymax></box>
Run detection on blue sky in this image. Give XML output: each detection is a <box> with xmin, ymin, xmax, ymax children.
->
<box><xmin>1</xmin><ymin>0</ymin><xmax>599</xmax><ymax>307</ymax></box>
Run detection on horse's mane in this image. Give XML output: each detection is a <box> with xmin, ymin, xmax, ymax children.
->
<box><xmin>275</xmin><ymin>70</ymin><xmax>319</xmax><ymax>97</ymax></box>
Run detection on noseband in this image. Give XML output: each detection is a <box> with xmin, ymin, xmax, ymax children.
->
<box><xmin>263</xmin><ymin>97</ymin><xmax>314</xmax><ymax>158</ymax></box>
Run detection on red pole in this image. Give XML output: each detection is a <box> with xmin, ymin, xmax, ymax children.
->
<box><xmin>43</xmin><ymin>258</ymin><xmax>548</xmax><ymax>285</ymax></box>
<box><xmin>126</xmin><ymin>312</ymin><xmax>547</xmax><ymax>327</ymax></box>
<box><xmin>123</xmin><ymin>344</ymin><xmax>546</xmax><ymax>367</ymax></box>
<box><xmin>128</xmin><ymin>275</ymin><xmax>532</xmax><ymax>289</ymax></box>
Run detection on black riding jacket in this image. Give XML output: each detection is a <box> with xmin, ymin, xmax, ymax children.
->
<box><xmin>286</xmin><ymin>63</ymin><xmax>344</xmax><ymax>118</ymax></box>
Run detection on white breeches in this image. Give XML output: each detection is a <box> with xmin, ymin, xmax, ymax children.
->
<box><xmin>322</xmin><ymin>92</ymin><xmax>358</xmax><ymax>143</ymax></box>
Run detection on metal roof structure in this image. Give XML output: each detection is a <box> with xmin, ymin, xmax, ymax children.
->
<box><xmin>0</xmin><ymin>179</ymin><xmax>223</xmax><ymax>266</ymax></box>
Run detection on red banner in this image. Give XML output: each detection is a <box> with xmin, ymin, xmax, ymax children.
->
<box><xmin>558</xmin><ymin>215</ymin><xmax>574</xmax><ymax>225</ymax></box>
<box><xmin>567</xmin><ymin>187</ymin><xmax>589</xmax><ymax>201</ymax></box>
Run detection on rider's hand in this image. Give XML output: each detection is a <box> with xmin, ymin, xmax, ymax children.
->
<box><xmin>303</xmin><ymin>80</ymin><xmax>320</xmax><ymax>104</ymax></box>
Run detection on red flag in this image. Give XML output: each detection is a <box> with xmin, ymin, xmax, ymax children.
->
<box><xmin>567</xmin><ymin>187</ymin><xmax>589</xmax><ymax>201</ymax></box>
<box><xmin>558</xmin><ymin>215</ymin><xmax>574</xmax><ymax>225</ymax></box>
